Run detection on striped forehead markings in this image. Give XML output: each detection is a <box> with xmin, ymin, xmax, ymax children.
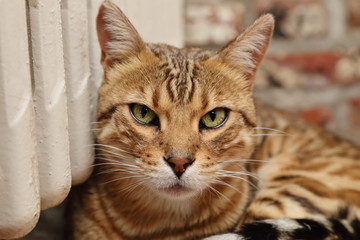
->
<box><xmin>148</xmin><ymin>44</ymin><xmax>214</xmax><ymax>104</ymax></box>
<box><xmin>167</xmin><ymin>58</ymin><xmax>194</xmax><ymax>103</ymax></box>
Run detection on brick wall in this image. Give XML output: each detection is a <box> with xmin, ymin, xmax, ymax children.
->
<box><xmin>185</xmin><ymin>0</ymin><xmax>360</xmax><ymax>146</ymax></box>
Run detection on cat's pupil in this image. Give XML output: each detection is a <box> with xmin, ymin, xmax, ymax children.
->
<box><xmin>210</xmin><ymin>110</ymin><xmax>216</xmax><ymax>121</ymax></box>
<box><xmin>141</xmin><ymin>106</ymin><xmax>148</xmax><ymax>118</ymax></box>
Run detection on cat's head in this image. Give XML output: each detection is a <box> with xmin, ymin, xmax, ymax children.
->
<box><xmin>95</xmin><ymin>1</ymin><xmax>273</xmax><ymax>200</ymax></box>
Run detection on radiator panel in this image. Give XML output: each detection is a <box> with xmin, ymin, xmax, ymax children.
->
<box><xmin>61</xmin><ymin>0</ymin><xmax>94</xmax><ymax>186</ymax></box>
<box><xmin>0</xmin><ymin>1</ymin><xmax>40</xmax><ymax>238</ymax></box>
<box><xmin>28</xmin><ymin>0</ymin><xmax>72</xmax><ymax>211</ymax></box>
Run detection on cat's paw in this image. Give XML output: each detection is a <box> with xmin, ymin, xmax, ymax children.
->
<box><xmin>203</xmin><ymin>216</ymin><xmax>358</xmax><ymax>240</ymax></box>
<box><xmin>202</xmin><ymin>217</ymin><xmax>334</xmax><ymax>240</ymax></box>
<box><xmin>202</xmin><ymin>233</ymin><xmax>244</xmax><ymax>240</ymax></box>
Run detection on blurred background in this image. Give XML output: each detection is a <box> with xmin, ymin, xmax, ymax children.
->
<box><xmin>185</xmin><ymin>0</ymin><xmax>360</xmax><ymax>146</ymax></box>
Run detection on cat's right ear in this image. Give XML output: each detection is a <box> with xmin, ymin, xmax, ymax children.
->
<box><xmin>96</xmin><ymin>1</ymin><xmax>144</xmax><ymax>68</ymax></box>
<box><xmin>216</xmin><ymin>14</ymin><xmax>274</xmax><ymax>81</ymax></box>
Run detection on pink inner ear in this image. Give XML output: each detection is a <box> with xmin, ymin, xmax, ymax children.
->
<box><xmin>248</xmin><ymin>16</ymin><xmax>274</xmax><ymax>69</ymax></box>
<box><xmin>96</xmin><ymin>2</ymin><xmax>145</xmax><ymax>69</ymax></box>
<box><xmin>218</xmin><ymin>14</ymin><xmax>274</xmax><ymax>80</ymax></box>
<box><xmin>249</xmin><ymin>35</ymin><xmax>270</xmax><ymax>69</ymax></box>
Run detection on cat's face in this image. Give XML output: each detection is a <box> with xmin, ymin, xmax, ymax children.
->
<box><xmin>95</xmin><ymin>2</ymin><xmax>273</xmax><ymax>200</ymax></box>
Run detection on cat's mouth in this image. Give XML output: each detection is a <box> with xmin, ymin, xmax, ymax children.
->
<box><xmin>158</xmin><ymin>183</ymin><xmax>196</xmax><ymax>199</ymax></box>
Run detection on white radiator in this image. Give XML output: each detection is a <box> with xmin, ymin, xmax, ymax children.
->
<box><xmin>0</xmin><ymin>0</ymin><xmax>184</xmax><ymax>238</ymax></box>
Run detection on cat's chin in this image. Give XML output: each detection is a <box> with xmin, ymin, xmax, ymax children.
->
<box><xmin>157</xmin><ymin>184</ymin><xmax>198</xmax><ymax>200</ymax></box>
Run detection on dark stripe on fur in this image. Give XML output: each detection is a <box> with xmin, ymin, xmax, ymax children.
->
<box><xmin>273</xmin><ymin>175</ymin><xmax>300</xmax><ymax>182</ymax></box>
<box><xmin>257</xmin><ymin>197</ymin><xmax>284</xmax><ymax>211</ymax></box>
<box><xmin>166</xmin><ymin>73</ymin><xmax>175</xmax><ymax>101</ymax></box>
<box><xmin>291</xmin><ymin>219</ymin><xmax>330</xmax><ymax>240</ymax></box>
<box><xmin>98</xmin><ymin>104</ymin><xmax>120</xmax><ymax>121</ymax></box>
<box><xmin>281</xmin><ymin>190</ymin><xmax>325</xmax><ymax>215</ymax></box>
<box><xmin>152</xmin><ymin>89</ymin><xmax>159</xmax><ymax>108</ymax></box>
<box><xmin>351</xmin><ymin>218</ymin><xmax>360</xmax><ymax>239</ymax></box>
<box><xmin>239</xmin><ymin>110</ymin><xmax>256</xmax><ymax>128</ymax></box>
<box><xmin>237</xmin><ymin>221</ymin><xmax>279</xmax><ymax>240</ymax></box>
<box><xmin>330</xmin><ymin>219</ymin><xmax>354</xmax><ymax>240</ymax></box>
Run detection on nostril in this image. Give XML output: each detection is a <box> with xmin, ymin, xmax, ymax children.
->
<box><xmin>165</xmin><ymin>156</ymin><xmax>193</xmax><ymax>178</ymax></box>
<box><xmin>168</xmin><ymin>161</ymin><xmax>176</xmax><ymax>169</ymax></box>
<box><xmin>183</xmin><ymin>162</ymin><xmax>191</xmax><ymax>170</ymax></box>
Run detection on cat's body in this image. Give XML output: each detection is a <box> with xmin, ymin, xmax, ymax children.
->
<box><xmin>69</xmin><ymin>2</ymin><xmax>360</xmax><ymax>239</ymax></box>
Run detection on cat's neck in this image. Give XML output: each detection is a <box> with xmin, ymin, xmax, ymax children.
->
<box><xmin>96</xmin><ymin>174</ymin><xmax>250</xmax><ymax>237</ymax></box>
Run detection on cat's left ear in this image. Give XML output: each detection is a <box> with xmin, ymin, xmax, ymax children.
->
<box><xmin>217</xmin><ymin>14</ymin><xmax>274</xmax><ymax>79</ymax></box>
<box><xmin>96</xmin><ymin>1</ymin><xmax>144</xmax><ymax>68</ymax></box>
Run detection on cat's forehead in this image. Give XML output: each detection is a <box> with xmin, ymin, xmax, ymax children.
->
<box><xmin>145</xmin><ymin>44</ymin><xmax>216</xmax><ymax>105</ymax></box>
<box><xmin>148</xmin><ymin>43</ymin><xmax>214</xmax><ymax>63</ymax></box>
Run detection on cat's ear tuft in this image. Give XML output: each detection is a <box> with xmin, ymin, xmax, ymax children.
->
<box><xmin>217</xmin><ymin>14</ymin><xmax>274</xmax><ymax>79</ymax></box>
<box><xmin>96</xmin><ymin>1</ymin><xmax>144</xmax><ymax>67</ymax></box>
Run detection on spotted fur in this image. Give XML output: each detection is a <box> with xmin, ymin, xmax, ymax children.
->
<box><xmin>68</xmin><ymin>1</ymin><xmax>360</xmax><ymax>239</ymax></box>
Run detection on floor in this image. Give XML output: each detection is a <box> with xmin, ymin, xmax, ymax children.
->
<box><xmin>19</xmin><ymin>201</ymin><xmax>67</xmax><ymax>240</ymax></box>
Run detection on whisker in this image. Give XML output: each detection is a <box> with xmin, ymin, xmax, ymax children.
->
<box><xmin>97</xmin><ymin>170</ymin><xmax>140</xmax><ymax>178</ymax></box>
<box><xmin>211</xmin><ymin>179</ymin><xmax>245</xmax><ymax>196</ymax></box>
<box><xmin>254</xmin><ymin>127</ymin><xmax>289</xmax><ymax>135</ymax></box>
<box><xmin>89</xmin><ymin>128</ymin><xmax>102</xmax><ymax>131</ymax></box>
<box><xmin>250</xmin><ymin>133</ymin><xmax>289</xmax><ymax>137</ymax></box>
<box><xmin>95</xmin><ymin>148</ymin><xmax>132</xmax><ymax>158</ymax></box>
<box><xmin>97</xmin><ymin>168</ymin><xmax>142</xmax><ymax>175</ymax></box>
<box><xmin>229</xmin><ymin>159</ymin><xmax>268</xmax><ymax>163</ymax></box>
<box><xmin>119</xmin><ymin>178</ymin><xmax>150</xmax><ymax>196</ymax></box>
<box><xmin>91</xmin><ymin>143</ymin><xmax>133</xmax><ymax>155</ymax></box>
<box><xmin>206</xmin><ymin>183</ymin><xmax>231</xmax><ymax>202</ymax></box>
<box><xmin>96</xmin><ymin>152</ymin><xmax>134</xmax><ymax>161</ymax></box>
<box><xmin>100</xmin><ymin>175</ymin><xmax>144</xmax><ymax>185</ymax></box>
<box><xmin>90</xmin><ymin>162</ymin><xmax>140</xmax><ymax>171</ymax></box>
<box><xmin>93</xmin><ymin>158</ymin><xmax>139</xmax><ymax>167</ymax></box>
<box><xmin>70</xmin><ymin>128</ymin><xmax>101</xmax><ymax>132</ymax></box>
<box><xmin>93</xmin><ymin>146</ymin><xmax>135</xmax><ymax>159</ymax></box>
<box><xmin>216</xmin><ymin>173</ymin><xmax>259</xmax><ymax>190</ymax></box>
<box><xmin>95</xmin><ymin>155</ymin><xmax>133</xmax><ymax>163</ymax></box>
<box><xmin>217</xmin><ymin>159</ymin><xmax>269</xmax><ymax>164</ymax></box>
<box><xmin>218</xmin><ymin>169</ymin><xmax>259</xmax><ymax>180</ymax></box>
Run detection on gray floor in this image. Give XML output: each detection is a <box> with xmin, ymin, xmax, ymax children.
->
<box><xmin>19</xmin><ymin>201</ymin><xmax>67</xmax><ymax>240</ymax></box>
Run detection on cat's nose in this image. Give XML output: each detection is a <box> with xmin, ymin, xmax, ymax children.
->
<box><xmin>165</xmin><ymin>157</ymin><xmax>193</xmax><ymax>178</ymax></box>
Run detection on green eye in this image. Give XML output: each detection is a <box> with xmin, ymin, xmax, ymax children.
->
<box><xmin>201</xmin><ymin>108</ymin><xmax>227</xmax><ymax>128</ymax></box>
<box><xmin>131</xmin><ymin>104</ymin><xmax>156</xmax><ymax>124</ymax></box>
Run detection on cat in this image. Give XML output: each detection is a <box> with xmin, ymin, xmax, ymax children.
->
<box><xmin>68</xmin><ymin>1</ymin><xmax>360</xmax><ymax>239</ymax></box>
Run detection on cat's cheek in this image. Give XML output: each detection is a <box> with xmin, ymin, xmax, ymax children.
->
<box><xmin>96</xmin><ymin>122</ymin><xmax>116</xmax><ymax>142</ymax></box>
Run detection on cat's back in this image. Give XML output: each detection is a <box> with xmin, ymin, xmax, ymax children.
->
<box><xmin>254</xmin><ymin>100</ymin><xmax>360</xmax><ymax>160</ymax></box>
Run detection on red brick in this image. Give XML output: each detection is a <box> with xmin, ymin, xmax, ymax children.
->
<box><xmin>349</xmin><ymin>98</ymin><xmax>360</xmax><ymax>143</ymax></box>
<box><xmin>335</xmin><ymin>57</ymin><xmax>360</xmax><ymax>85</ymax></box>
<box><xmin>299</xmin><ymin>108</ymin><xmax>333</xmax><ymax>125</ymax></box>
<box><xmin>267</xmin><ymin>52</ymin><xmax>343</xmax><ymax>86</ymax></box>
<box><xmin>347</xmin><ymin>0</ymin><xmax>360</xmax><ymax>28</ymax></box>
<box><xmin>258</xmin><ymin>49</ymin><xmax>360</xmax><ymax>88</ymax></box>
<box><xmin>351</xmin><ymin>98</ymin><xmax>360</xmax><ymax>108</ymax></box>
<box><xmin>255</xmin><ymin>0</ymin><xmax>328</xmax><ymax>39</ymax></box>
<box><xmin>272</xmin><ymin>52</ymin><xmax>340</xmax><ymax>80</ymax></box>
<box><xmin>185</xmin><ymin>0</ymin><xmax>245</xmax><ymax>46</ymax></box>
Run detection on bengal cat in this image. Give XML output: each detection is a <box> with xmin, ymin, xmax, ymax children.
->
<box><xmin>69</xmin><ymin>1</ymin><xmax>360</xmax><ymax>239</ymax></box>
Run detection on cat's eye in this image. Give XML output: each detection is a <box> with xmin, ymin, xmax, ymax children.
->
<box><xmin>200</xmin><ymin>108</ymin><xmax>227</xmax><ymax>129</ymax></box>
<box><xmin>130</xmin><ymin>104</ymin><xmax>157</xmax><ymax>125</ymax></box>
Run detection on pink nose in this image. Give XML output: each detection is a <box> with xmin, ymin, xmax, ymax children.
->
<box><xmin>165</xmin><ymin>157</ymin><xmax>193</xmax><ymax>178</ymax></box>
